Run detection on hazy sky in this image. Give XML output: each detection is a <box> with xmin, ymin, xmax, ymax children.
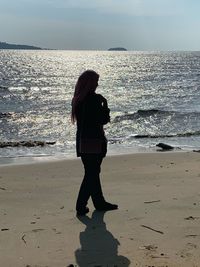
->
<box><xmin>0</xmin><ymin>0</ymin><xmax>200</xmax><ymax>50</ymax></box>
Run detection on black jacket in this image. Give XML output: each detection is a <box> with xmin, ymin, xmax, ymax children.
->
<box><xmin>75</xmin><ymin>93</ymin><xmax>110</xmax><ymax>157</ymax></box>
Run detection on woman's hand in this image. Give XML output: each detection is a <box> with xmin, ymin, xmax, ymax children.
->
<box><xmin>97</xmin><ymin>94</ymin><xmax>108</xmax><ymax>107</ymax></box>
<box><xmin>95</xmin><ymin>94</ymin><xmax>110</xmax><ymax>123</ymax></box>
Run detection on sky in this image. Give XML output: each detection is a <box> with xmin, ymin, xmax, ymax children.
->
<box><xmin>0</xmin><ymin>0</ymin><xmax>200</xmax><ymax>50</ymax></box>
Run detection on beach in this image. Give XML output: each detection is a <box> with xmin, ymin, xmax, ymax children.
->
<box><xmin>0</xmin><ymin>151</ymin><xmax>200</xmax><ymax>267</ymax></box>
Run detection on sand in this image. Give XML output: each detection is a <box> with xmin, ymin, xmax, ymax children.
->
<box><xmin>0</xmin><ymin>151</ymin><xmax>200</xmax><ymax>267</ymax></box>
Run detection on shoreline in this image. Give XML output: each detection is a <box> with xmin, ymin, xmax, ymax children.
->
<box><xmin>0</xmin><ymin>149</ymin><xmax>185</xmax><ymax>166</ymax></box>
<box><xmin>0</xmin><ymin>144</ymin><xmax>193</xmax><ymax>166</ymax></box>
<box><xmin>1</xmin><ymin>151</ymin><xmax>200</xmax><ymax>266</ymax></box>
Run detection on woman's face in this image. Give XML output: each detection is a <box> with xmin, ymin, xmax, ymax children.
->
<box><xmin>94</xmin><ymin>78</ymin><xmax>99</xmax><ymax>89</ymax></box>
<box><xmin>91</xmin><ymin>77</ymin><xmax>99</xmax><ymax>92</ymax></box>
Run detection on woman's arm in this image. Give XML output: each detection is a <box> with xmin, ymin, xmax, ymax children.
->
<box><xmin>85</xmin><ymin>94</ymin><xmax>110</xmax><ymax>125</ymax></box>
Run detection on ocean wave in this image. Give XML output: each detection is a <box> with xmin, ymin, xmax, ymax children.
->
<box><xmin>0</xmin><ymin>85</ymin><xmax>9</xmax><ymax>90</ymax></box>
<box><xmin>133</xmin><ymin>130</ymin><xmax>200</xmax><ymax>139</ymax></box>
<box><xmin>0</xmin><ymin>85</ymin><xmax>10</xmax><ymax>95</ymax></box>
<box><xmin>113</xmin><ymin>109</ymin><xmax>200</xmax><ymax>122</ymax></box>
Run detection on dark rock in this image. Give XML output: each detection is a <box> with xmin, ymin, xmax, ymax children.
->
<box><xmin>0</xmin><ymin>141</ymin><xmax>56</xmax><ymax>148</ymax></box>
<box><xmin>156</xmin><ymin>143</ymin><xmax>174</xmax><ymax>150</ymax></box>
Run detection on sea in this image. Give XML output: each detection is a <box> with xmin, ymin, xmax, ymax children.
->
<box><xmin>1</xmin><ymin>50</ymin><xmax>200</xmax><ymax>164</ymax></box>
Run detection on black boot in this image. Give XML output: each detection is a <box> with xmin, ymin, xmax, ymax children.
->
<box><xmin>76</xmin><ymin>207</ymin><xmax>89</xmax><ymax>216</ymax></box>
<box><xmin>95</xmin><ymin>202</ymin><xmax>118</xmax><ymax>211</ymax></box>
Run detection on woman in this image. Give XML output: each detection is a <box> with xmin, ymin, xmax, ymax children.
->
<box><xmin>71</xmin><ymin>70</ymin><xmax>118</xmax><ymax>216</ymax></box>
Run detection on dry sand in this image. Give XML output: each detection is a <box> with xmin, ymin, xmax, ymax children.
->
<box><xmin>0</xmin><ymin>152</ymin><xmax>200</xmax><ymax>267</ymax></box>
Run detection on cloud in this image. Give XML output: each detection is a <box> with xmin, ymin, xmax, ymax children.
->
<box><xmin>0</xmin><ymin>0</ymin><xmax>190</xmax><ymax>20</ymax></box>
<box><xmin>46</xmin><ymin>0</ymin><xmax>184</xmax><ymax>16</ymax></box>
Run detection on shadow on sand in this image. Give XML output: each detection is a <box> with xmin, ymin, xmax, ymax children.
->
<box><xmin>75</xmin><ymin>210</ymin><xmax>131</xmax><ymax>267</ymax></box>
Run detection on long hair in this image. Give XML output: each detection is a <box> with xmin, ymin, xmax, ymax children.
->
<box><xmin>71</xmin><ymin>70</ymin><xmax>99</xmax><ymax>123</ymax></box>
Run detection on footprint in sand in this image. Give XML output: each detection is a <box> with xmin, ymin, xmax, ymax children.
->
<box><xmin>179</xmin><ymin>242</ymin><xmax>198</xmax><ymax>259</ymax></box>
<box><xmin>31</xmin><ymin>229</ymin><xmax>45</xmax><ymax>233</ymax></box>
<box><xmin>184</xmin><ymin>216</ymin><xmax>200</xmax><ymax>220</ymax></box>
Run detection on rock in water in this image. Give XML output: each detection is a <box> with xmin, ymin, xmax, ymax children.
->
<box><xmin>156</xmin><ymin>143</ymin><xmax>174</xmax><ymax>150</ymax></box>
<box><xmin>0</xmin><ymin>141</ymin><xmax>56</xmax><ymax>148</ymax></box>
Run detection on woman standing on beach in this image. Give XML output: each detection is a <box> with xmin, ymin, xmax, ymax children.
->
<box><xmin>71</xmin><ymin>70</ymin><xmax>118</xmax><ymax>216</ymax></box>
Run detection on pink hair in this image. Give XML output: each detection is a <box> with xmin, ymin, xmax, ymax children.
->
<box><xmin>71</xmin><ymin>70</ymin><xmax>99</xmax><ymax>123</ymax></box>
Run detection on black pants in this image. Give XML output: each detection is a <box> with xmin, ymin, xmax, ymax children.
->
<box><xmin>76</xmin><ymin>154</ymin><xmax>105</xmax><ymax>211</ymax></box>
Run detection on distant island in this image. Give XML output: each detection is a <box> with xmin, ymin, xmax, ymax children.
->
<box><xmin>108</xmin><ymin>47</ymin><xmax>127</xmax><ymax>51</ymax></box>
<box><xmin>0</xmin><ymin>41</ymin><xmax>43</xmax><ymax>50</ymax></box>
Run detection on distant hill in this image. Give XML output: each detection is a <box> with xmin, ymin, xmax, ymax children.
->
<box><xmin>108</xmin><ymin>47</ymin><xmax>127</xmax><ymax>51</ymax></box>
<box><xmin>0</xmin><ymin>41</ymin><xmax>43</xmax><ymax>50</ymax></box>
